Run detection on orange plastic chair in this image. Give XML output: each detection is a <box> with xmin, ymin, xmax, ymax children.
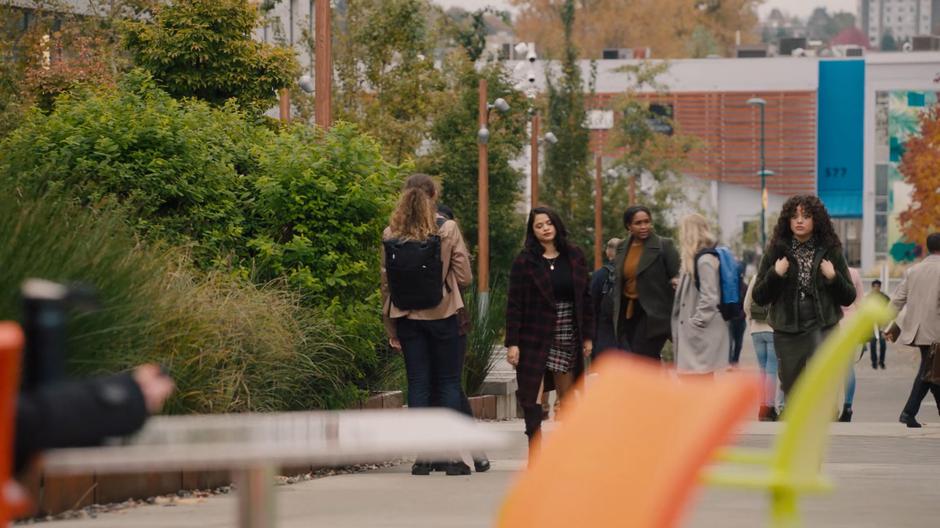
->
<box><xmin>1</xmin><ymin>322</ymin><xmax>31</xmax><ymax>526</ymax></box>
<box><xmin>498</xmin><ymin>354</ymin><xmax>760</xmax><ymax>528</ymax></box>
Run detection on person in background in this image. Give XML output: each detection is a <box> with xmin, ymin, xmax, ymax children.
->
<box><xmin>752</xmin><ymin>195</ymin><xmax>856</xmax><ymax>397</ymax></box>
<box><xmin>591</xmin><ymin>237</ymin><xmax>623</xmax><ymax>355</ymax></box>
<box><xmin>867</xmin><ymin>280</ymin><xmax>890</xmax><ymax>370</ymax></box>
<box><xmin>505</xmin><ymin>207</ymin><xmax>593</xmax><ymax>464</ymax></box>
<box><xmin>381</xmin><ymin>173</ymin><xmax>472</xmax><ymax>475</ymax></box>
<box><xmin>838</xmin><ymin>267</ymin><xmax>866</xmax><ymax>422</ymax></box>
<box><xmin>727</xmin><ymin>258</ymin><xmax>747</xmax><ymax>367</ymax></box>
<box><xmin>888</xmin><ymin>232</ymin><xmax>940</xmax><ymax>428</ymax></box>
<box><xmin>434</xmin><ymin>202</ymin><xmax>489</xmax><ymax>473</ymax></box>
<box><xmin>607</xmin><ymin>206</ymin><xmax>680</xmax><ymax>359</ymax></box>
<box><xmin>743</xmin><ymin>273</ymin><xmax>779</xmax><ymax>421</ymax></box>
<box><xmin>671</xmin><ymin>213</ymin><xmax>729</xmax><ymax>378</ymax></box>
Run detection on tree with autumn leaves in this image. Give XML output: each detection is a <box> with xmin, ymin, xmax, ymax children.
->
<box><xmin>898</xmin><ymin>105</ymin><xmax>940</xmax><ymax>248</ymax></box>
<box><xmin>510</xmin><ymin>0</ymin><xmax>760</xmax><ymax>59</ymax></box>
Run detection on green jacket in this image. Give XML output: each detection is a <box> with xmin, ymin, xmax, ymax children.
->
<box><xmin>752</xmin><ymin>241</ymin><xmax>857</xmax><ymax>333</ymax></box>
<box><xmin>611</xmin><ymin>233</ymin><xmax>680</xmax><ymax>340</ymax></box>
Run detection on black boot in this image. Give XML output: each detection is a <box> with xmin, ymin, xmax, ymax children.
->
<box><xmin>838</xmin><ymin>404</ymin><xmax>853</xmax><ymax>422</ymax></box>
<box><xmin>899</xmin><ymin>412</ymin><xmax>922</xmax><ymax>428</ymax></box>
<box><xmin>522</xmin><ymin>405</ymin><xmax>544</xmax><ymax>465</ymax></box>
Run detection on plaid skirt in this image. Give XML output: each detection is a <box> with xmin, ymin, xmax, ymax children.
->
<box><xmin>546</xmin><ymin>301</ymin><xmax>577</xmax><ymax>373</ymax></box>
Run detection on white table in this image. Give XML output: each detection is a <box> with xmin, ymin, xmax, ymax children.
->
<box><xmin>42</xmin><ymin>409</ymin><xmax>506</xmax><ymax>527</ymax></box>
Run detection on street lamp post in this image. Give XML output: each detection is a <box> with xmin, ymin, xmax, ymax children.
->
<box><xmin>315</xmin><ymin>0</ymin><xmax>332</xmax><ymax>129</ymax></box>
<box><xmin>529</xmin><ymin>115</ymin><xmax>557</xmax><ymax>210</ymax></box>
<box><xmin>477</xmin><ymin>79</ymin><xmax>510</xmax><ymax>315</ymax></box>
<box><xmin>594</xmin><ymin>155</ymin><xmax>603</xmax><ymax>270</ymax></box>
<box><xmin>747</xmin><ymin>97</ymin><xmax>768</xmax><ymax>249</ymax></box>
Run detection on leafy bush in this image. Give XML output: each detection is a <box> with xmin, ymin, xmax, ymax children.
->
<box><xmin>0</xmin><ymin>70</ymin><xmax>266</xmax><ymax>264</ymax></box>
<box><xmin>0</xmin><ymin>192</ymin><xmax>361</xmax><ymax>413</ymax></box>
<box><xmin>124</xmin><ymin>0</ymin><xmax>298</xmax><ymax>115</ymax></box>
<box><xmin>248</xmin><ymin>122</ymin><xmax>404</xmax><ymax>304</ymax></box>
<box><xmin>247</xmin><ymin>122</ymin><xmax>406</xmax><ymax>393</ymax></box>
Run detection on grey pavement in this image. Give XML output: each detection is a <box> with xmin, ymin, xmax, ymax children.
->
<box><xmin>46</xmin><ymin>341</ymin><xmax>940</xmax><ymax>527</ymax></box>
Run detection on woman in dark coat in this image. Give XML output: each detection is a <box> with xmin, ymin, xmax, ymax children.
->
<box><xmin>603</xmin><ymin>205</ymin><xmax>680</xmax><ymax>359</ymax></box>
<box><xmin>505</xmin><ymin>207</ymin><xmax>593</xmax><ymax>460</ymax></box>
<box><xmin>752</xmin><ymin>194</ymin><xmax>856</xmax><ymax>397</ymax></box>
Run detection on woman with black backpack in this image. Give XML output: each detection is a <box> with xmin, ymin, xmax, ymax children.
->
<box><xmin>381</xmin><ymin>173</ymin><xmax>472</xmax><ymax>476</ymax></box>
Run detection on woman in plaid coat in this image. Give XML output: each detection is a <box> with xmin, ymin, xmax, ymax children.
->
<box><xmin>505</xmin><ymin>207</ymin><xmax>594</xmax><ymax>460</ymax></box>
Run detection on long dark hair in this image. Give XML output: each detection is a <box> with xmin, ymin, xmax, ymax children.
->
<box><xmin>768</xmin><ymin>194</ymin><xmax>841</xmax><ymax>252</ymax></box>
<box><xmin>524</xmin><ymin>206</ymin><xmax>571</xmax><ymax>255</ymax></box>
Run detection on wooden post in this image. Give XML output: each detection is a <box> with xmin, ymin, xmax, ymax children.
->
<box><xmin>530</xmin><ymin>113</ymin><xmax>539</xmax><ymax>210</ymax></box>
<box><xmin>278</xmin><ymin>89</ymin><xmax>290</xmax><ymax>124</ymax></box>
<box><xmin>478</xmin><ymin>78</ymin><xmax>490</xmax><ymax>302</ymax></box>
<box><xmin>314</xmin><ymin>0</ymin><xmax>332</xmax><ymax>129</ymax></box>
<box><xmin>594</xmin><ymin>154</ymin><xmax>603</xmax><ymax>270</ymax></box>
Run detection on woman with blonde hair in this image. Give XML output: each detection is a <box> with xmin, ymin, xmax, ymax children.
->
<box><xmin>381</xmin><ymin>173</ymin><xmax>472</xmax><ymax>475</ymax></box>
<box><xmin>671</xmin><ymin>213</ymin><xmax>729</xmax><ymax>377</ymax></box>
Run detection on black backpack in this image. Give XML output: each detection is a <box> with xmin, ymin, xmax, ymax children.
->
<box><xmin>384</xmin><ymin>218</ymin><xmax>447</xmax><ymax>310</ymax></box>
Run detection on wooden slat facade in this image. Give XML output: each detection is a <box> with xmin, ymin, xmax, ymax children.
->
<box><xmin>588</xmin><ymin>91</ymin><xmax>818</xmax><ymax>195</ymax></box>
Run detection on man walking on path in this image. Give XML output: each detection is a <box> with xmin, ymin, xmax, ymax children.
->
<box><xmin>889</xmin><ymin>232</ymin><xmax>940</xmax><ymax>428</ymax></box>
<box><xmin>868</xmin><ymin>280</ymin><xmax>890</xmax><ymax>369</ymax></box>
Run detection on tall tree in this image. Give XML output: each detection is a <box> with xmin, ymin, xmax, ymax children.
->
<box><xmin>331</xmin><ymin>0</ymin><xmax>446</xmax><ymax>164</ymax></box>
<box><xmin>511</xmin><ymin>0</ymin><xmax>760</xmax><ymax>59</ymax></box>
<box><xmin>541</xmin><ymin>0</ymin><xmax>594</xmax><ymax>252</ymax></box>
<box><xmin>898</xmin><ymin>104</ymin><xmax>940</xmax><ymax>248</ymax></box>
<box><xmin>125</xmin><ymin>0</ymin><xmax>298</xmax><ymax>115</ymax></box>
<box><xmin>419</xmin><ymin>54</ymin><xmax>528</xmax><ymax>273</ymax></box>
<box><xmin>881</xmin><ymin>31</ymin><xmax>898</xmax><ymax>51</ymax></box>
<box><xmin>606</xmin><ymin>62</ymin><xmax>699</xmax><ymax>240</ymax></box>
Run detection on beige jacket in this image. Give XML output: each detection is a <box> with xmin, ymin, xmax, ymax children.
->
<box><xmin>380</xmin><ymin>219</ymin><xmax>472</xmax><ymax>340</ymax></box>
<box><xmin>890</xmin><ymin>254</ymin><xmax>940</xmax><ymax>346</ymax></box>
<box><xmin>671</xmin><ymin>253</ymin><xmax>730</xmax><ymax>374</ymax></box>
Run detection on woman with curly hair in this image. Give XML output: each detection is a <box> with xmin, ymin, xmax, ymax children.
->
<box><xmin>752</xmin><ymin>195</ymin><xmax>857</xmax><ymax>397</ymax></box>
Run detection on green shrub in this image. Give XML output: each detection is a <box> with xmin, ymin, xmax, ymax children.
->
<box><xmin>248</xmin><ymin>121</ymin><xmax>403</xmax><ymax>305</ymax></box>
<box><xmin>0</xmin><ymin>70</ymin><xmax>266</xmax><ymax>265</ymax></box>
<box><xmin>462</xmin><ymin>278</ymin><xmax>508</xmax><ymax>397</ymax></box>
<box><xmin>0</xmin><ymin>192</ymin><xmax>361</xmax><ymax>413</ymax></box>
<box><xmin>124</xmin><ymin>0</ymin><xmax>298</xmax><ymax>115</ymax></box>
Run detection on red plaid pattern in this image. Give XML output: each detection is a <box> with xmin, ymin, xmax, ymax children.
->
<box><xmin>506</xmin><ymin>246</ymin><xmax>594</xmax><ymax>407</ymax></box>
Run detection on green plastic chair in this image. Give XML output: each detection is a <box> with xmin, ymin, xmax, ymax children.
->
<box><xmin>703</xmin><ymin>296</ymin><xmax>895</xmax><ymax>528</ymax></box>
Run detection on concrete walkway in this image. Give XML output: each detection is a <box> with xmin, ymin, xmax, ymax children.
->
<box><xmin>46</xmin><ymin>343</ymin><xmax>940</xmax><ymax>527</ymax></box>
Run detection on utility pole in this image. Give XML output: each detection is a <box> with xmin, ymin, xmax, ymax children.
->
<box><xmin>594</xmin><ymin>155</ymin><xmax>603</xmax><ymax>270</ymax></box>
<box><xmin>530</xmin><ymin>113</ymin><xmax>540</xmax><ymax>209</ymax></box>
<box><xmin>477</xmin><ymin>78</ymin><xmax>490</xmax><ymax>313</ymax></box>
<box><xmin>315</xmin><ymin>0</ymin><xmax>332</xmax><ymax>129</ymax></box>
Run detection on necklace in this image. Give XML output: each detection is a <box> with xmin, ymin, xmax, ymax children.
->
<box><xmin>544</xmin><ymin>255</ymin><xmax>558</xmax><ymax>271</ymax></box>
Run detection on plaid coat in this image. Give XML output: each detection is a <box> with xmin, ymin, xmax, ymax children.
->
<box><xmin>505</xmin><ymin>246</ymin><xmax>594</xmax><ymax>407</ymax></box>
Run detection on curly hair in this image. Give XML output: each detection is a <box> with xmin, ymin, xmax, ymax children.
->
<box><xmin>524</xmin><ymin>206</ymin><xmax>572</xmax><ymax>255</ymax></box>
<box><xmin>768</xmin><ymin>194</ymin><xmax>841</xmax><ymax>252</ymax></box>
<box><xmin>389</xmin><ymin>174</ymin><xmax>438</xmax><ymax>241</ymax></box>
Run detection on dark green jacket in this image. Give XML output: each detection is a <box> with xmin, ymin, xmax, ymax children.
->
<box><xmin>752</xmin><ymin>241</ymin><xmax>857</xmax><ymax>334</ymax></box>
<box><xmin>611</xmin><ymin>233</ymin><xmax>680</xmax><ymax>340</ymax></box>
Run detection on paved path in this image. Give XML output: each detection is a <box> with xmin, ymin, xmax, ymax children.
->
<box><xmin>46</xmin><ymin>342</ymin><xmax>940</xmax><ymax>527</ymax></box>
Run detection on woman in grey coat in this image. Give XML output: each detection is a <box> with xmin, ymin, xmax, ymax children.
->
<box><xmin>671</xmin><ymin>213</ymin><xmax>730</xmax><ymax>376</ymax></box>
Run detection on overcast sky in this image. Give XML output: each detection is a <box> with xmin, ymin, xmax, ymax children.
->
<box><xmin>433</xmin><ymin>1</ymin><xmax>859</xmax><ymax>19</ymax></box>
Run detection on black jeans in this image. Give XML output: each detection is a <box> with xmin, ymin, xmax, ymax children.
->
<box><xmin>397</xmin><ymin>316</ymin><xmax>464</xmax><ymax>413</ymax></box>
<box><xmin>773</xmin><ymin>298</ymin><xmax>832</xmax><ymax>396</ymax></box>
<box><xmin>618</xmin><ymin>302</ymin><xmax>667</xmax><ymax>360</ymax></box>
<box><xmin>902</xmin><ymin>346</ymin><xmax>940</xmax><ymax>418</ymax></box>
<box><xmin>728</xmin><ymin>318</ymin><xmax>747</xmax><ymax>365</ymax></box>
<box><xmin>869</xmin><ymin>336</ymin><xmax>886</xmax><ymax>367</ymax></box>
